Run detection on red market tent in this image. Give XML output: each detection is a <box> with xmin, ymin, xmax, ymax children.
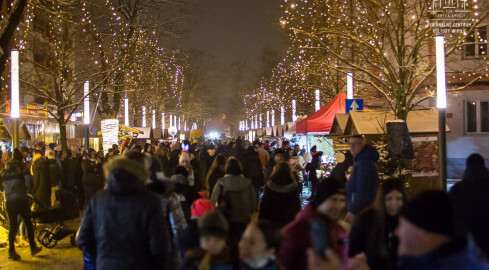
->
<box><xmin>296</xmin><ymin>92</ymin><xmax>346</xmax><ymax>134</ymax></box>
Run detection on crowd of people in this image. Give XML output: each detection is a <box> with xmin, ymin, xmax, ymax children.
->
<box><xmin>0</xmin><ymin>135</ymin><xmax>488</xmax><ymax>270</ymax></box>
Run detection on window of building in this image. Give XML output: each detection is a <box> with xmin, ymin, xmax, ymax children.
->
<box><xmin>465</xmin><ymin>100</ymin><xmax>489</xmax><ymax>134</ymax></box>
<box><xmin>464</xmin><ymin>26</ymin><xmax>488</xmax><ymax>58</ymax></box>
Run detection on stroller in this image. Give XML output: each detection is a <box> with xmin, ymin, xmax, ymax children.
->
<box><xmin>31</xmin><ymin>189</ymin><xmax>79</xmax><ymax>248</ymax></box>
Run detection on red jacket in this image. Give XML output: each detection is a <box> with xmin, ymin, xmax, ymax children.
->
<box><xmin>277</xmin><ymin>204</ymin><xmax>349</xmax><ymax>270</ymax></box>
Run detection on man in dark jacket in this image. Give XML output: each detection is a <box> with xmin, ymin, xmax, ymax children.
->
<box><xmin>396</xmin><ymin>191</ymin><xmax>488</xmax><ymax>270</ymax></box>
<box><xmin>449</xmin><ymin>153</ymin><xmax>489</xmax><ymax>258</ymax></box>
<box><xmin>81</xmin><ymin>148</ymin><xmax>104</xmax><ymax>208</ymax></box>
<box><xmin>77</xmin><ymin>151</ymin><xmax>169</xmax><ymax>270</ymax></box>
<box><xmin>0</xmin><ymin>149</ymin><xmax>42</xmax><ymax>260</ymax></box>
<box><xmin>31</xmin><ymin>150</ymin><xmax>50</xmax><ymax>210</ymax></box>
<box><xmin>345</xmin><ymin>135</ymin><xmax>379</xmax><ymax>223</ymax></box>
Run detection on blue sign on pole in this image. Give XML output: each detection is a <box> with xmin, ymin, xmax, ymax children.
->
<box><xmin>345</xmin><ymin>99</ymin><xmax>364</xmax><ymax>113</ymax></box>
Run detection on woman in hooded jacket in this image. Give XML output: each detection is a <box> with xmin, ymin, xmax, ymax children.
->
<box><xmin>259</xmin><ymin>162</ymin><xmax>301</xmax><ymax>228</ymax></box>
<box><xmin>205</xmin><ymin>154</ymin><xmax>226</xmax><ymax>198</ymax></box>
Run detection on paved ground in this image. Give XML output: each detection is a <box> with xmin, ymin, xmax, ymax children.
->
<box><xmin>0</xmin><ymin>219</ymin><xmax>83</xmax><ymax>270</ymax></box>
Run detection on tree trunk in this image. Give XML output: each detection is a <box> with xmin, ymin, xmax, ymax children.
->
<box><xmin>58</xmin><ymin>119</ymin><xmax>68</xmax><ymax>151</ymax></box>
<box><xmin>0</xmin><ymin>0</ymin><xmax>28</xmax><ymax>85</ymax></box>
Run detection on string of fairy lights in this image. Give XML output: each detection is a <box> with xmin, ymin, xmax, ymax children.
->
<box><xmin>1</xmin><ymin>1</ymin><xmax>188</xmax><ymax>131</ymax></box>
<box><xmin>241</xmin><ymin>0</ymin><xmax>488</xmax><ymax>129</ymax></box>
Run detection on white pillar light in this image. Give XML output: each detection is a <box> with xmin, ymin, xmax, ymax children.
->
<box><xmin>162</xmin><ymin>113</ymin><xmax>166</xmax><ymax>129</ymax></box>
<box><xmin>245</xmin><ymin>119</ymin><xmax>248</xmax><ymax>130</ymax></box>
<box><xmin>347</xmin><ymin>72</ymin><xmax>354</xmax><ymax>99</ymax></box>
<box><xmin>10</xmin><ymin>50</ymin><xmax>20</xmax><ymax>119</ymax></box>
<box><xmin>124</xmin><ymin>97</ymin><xmax>129</xmax><ymax>126</ymax></box>
<box><xmin>184</xmin><ymin>120</ymin><xmax>187</xmax><ymax>131</ymax></box>
<box><xmin>435</xmin><ymin>36</ymin><xmax>447</xmax><ymax>109</ymax></box>
<box><xmin>255</xmin><ymin>115</ymin><xmax>258</xmax><ymax>129</ymax></box>
<box><xmin>259</xmin><ymin>114</ymin><xmax>263</xmax><ymax>128</ymax></box>
<box><xmin>174</xmin><ymin>115</ymin><xmax>177</xmax><ymax>130</ymax></box>
<box><xmin>292</xmin><ymin>99</ymin><xmax>297</xmax><ymax>122</ymax></box>
<box><xmin>152</xmin><ymin>109</ymin><xmax>156</xmax><ymax>129</ymax></box>
<box><xmin>266</xmin><ymin>111</ymin><xmax>270</xmax><ymax>128</ymax></box>
<box><xmin>281</xmin><ymin>106</ymin><xmax>285</xmax><ymax>125</ymax></box>
<box><xmin>142</xmin><ymin>106</ymin><xmax>146</xmax><ymax>127</ymax></box>
<box><xmin>315</xmin><ymin>89</ymin><xmax>320</xmax><ymax>112</ymax></box>
<box><xmin>169</xmin><ymin>114</ymin><xmax>173</xmax><ymax>127</ymax></box>
<box><xmin>271</xmin><ymin>109</ymin><xmax>275</xmax><ymax>126</ymax></box>
<box><xmin>178</xmin><ymin>117</ymin><xmax>181</xmax><ymax>131</ymax></box>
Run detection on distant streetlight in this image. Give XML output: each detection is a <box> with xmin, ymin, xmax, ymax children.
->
<box><xmin>267</xmin><ymin>111</ymin><xmax>270</xmax><ymax>128</ymax></box>
<box><xmin>152</xmin><ymin>109</ymin><xmax>156</xmax><ymax>129</ymax></box>
<box><xmin>435</xmin><ymin>35</ymin><xmax>447</xmax><ymax>191</ymax></box>
<box><xmin>124</xmin><ymin>97</ymin><xmax>129</xmax><ymax>126</ymax></box>
<box><xmin>142</xmin><ymin>106</ymin><xmax>146</xmax><ymax>127</ymax></box>
<box><xmin>292</xmin><ymin>99</ymin><xmax>297</xmax><ymax>122</ymax></box>
<box><xmin>84</xmin><ymin>81</ymin><xmax>90</xmax><ymax>149</ymax></box>
<box><xmin>347</xmin><ymin>72</ymin><xmax>354</xmax><ymax>99</ymax></box>
<box><xmin>315</xmin><ymin>89</ymin><xmax>320</xmax><ymax>111</ymax></box>
<box><xmin>281</xmin><ymin>106</ymin><xmax>285</xmax><ymax>125</ymax></box>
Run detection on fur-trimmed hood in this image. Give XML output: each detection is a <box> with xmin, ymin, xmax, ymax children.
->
<box><xmin>266</xmin><ymin>180</ymin><xmax>297</xmax><ymax>193</ymax></box>
<box><xmin>103</xmin><ymin>156</ymin><xmax>149</xmax><ymax>195</ymax></box>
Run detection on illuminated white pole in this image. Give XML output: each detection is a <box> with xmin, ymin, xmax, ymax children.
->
<box><xmin>280</xmin><ymin>106</ymin><xmax>285</xmax><ymax>125</ymax></box>
<box><xmin>292</xmin><ymin>99</ymin><xmax>297</xmax><ymax>122</ymax></box>
<box><xmin>83</xmin><ymin>80</ymin><xmax>90</xmax><ymax>149</ymax></box>
<box><xmin>174</xmin><ymin>115</ymin><xmax>177</xmax><ymax>130</ymax></box>
<box><xmin>271</xmin><ymin>109</ymin><xmax>275</xmax><ymax>126</ymax></box>
<box><xmin>347</xmin><ymin>72</ymin><xmax>354</xmax><ymax>99</ymax></box>
<box><xmin>436</xmin><ymin>35</ymin><xmax>447</xmax><ymax>190</ymax></box>
<box><xmin>11</xmin><ymin>50</ymin><xmax>20</xmax><ymax>148</ymax></box>
<box><xmin>266</xmin><ymin>111</ymin><xmax>270</xmax><ymax>128</ymax></box>
<box><xmin>142</xmin><ymin>106</ymin><xmax>146</xmax><ymax>127</ymax></box>
<box><xmin>315</xmin><ymin>89</ymin><xmax>320</xmax><ymax>111</ymax></box>
<box><xmin>169</xmin><ymin>114</ymin><xmax>173</xmax><ymax>127</ymax></box>
<box><xmin>259</xmin><ymin>114</ymin><xmax>263</xmax><ymax>128</ymax></box>
<box><xmin>245</xmin><ymin>119</ymin><xmax>248</xmax><ymax>130</ymax></box>
<box><xmin>124</xmin><ymin>97</ymin><xmax>129</xmax><ymax>126</ymax></box>
<box><xmin>184</xmin><ymin>120</ymin><xmax>187</xmax><ymax>131</ymax></box>
<box><xmin>178</xmin><ymin>117</ymin><xmax>181</xmax><ymax>131</ymax></box>
<box><xmin>162</xmin><ymin>113</ymin><xmax>166</xmax><ymax>129</ymax></box>
<box><xmin>255</xmin><ymin>115</ymin><xmax>258</xmax><ymax>129</ymax></box>
<box><xmin>251</xmin><ymin>117</ymin><xmax>254</xmax><ymax>130</ymax></box>
<box><xmin>152</xmin><ymin>109</ymin><xmax>156</xmax><ymax>129</ymax></box>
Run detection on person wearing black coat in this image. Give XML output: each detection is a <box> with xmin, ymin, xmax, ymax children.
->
<box><xmin>259</xmin><ymin>162</ymin><xmax>301</xmax><ymax>228</ymax></box>
<box><xmin>77</xmin><ymin>151</ymin><xmax>170</xmax><ymax>270</ymax></box>
<box><xmin>305</xmin><ymin>151</ymin><xmax>323</xmax><ymax>200</ymax></box>
<box><xmin>172</xmin><ymin>166</ymin><xmax>201</xmax><ymax>221</ymax></box>
<box><xmin>449</xmin><ymin>153</ymin><xmax>489</xmax><ymax>258</ymax></box>
<box><xmin>81</xmin><ymin>149</ymin><xmax>104</xmax><ymax>208</ymax></box>
<box><xmin>205</xmin><ymin>154</ymin><xmax>226</xmax><ymax>198</ymax></box>
<box><xmin>242</xmin><ymin>147</ymin><xmax>265</xmax><ymax>201</ymax></box>
<box><xmin>0</xmin><ymin>149</ymin><xmax>42</xmax><ymax>260</ymax></box>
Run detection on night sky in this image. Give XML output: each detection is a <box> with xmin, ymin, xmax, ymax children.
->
<box><xmin>168</xmin><ymin>0</ymin><xmax>288</xmax><ymax>118</ymax></box>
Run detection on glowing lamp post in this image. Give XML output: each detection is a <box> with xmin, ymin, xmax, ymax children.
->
<box><xmin>281</xmin><ymin>106</ymin><xmax>285</xmax><ymax>125</ymax></box>
<box><xmin>436</xmin><ymin>35</ymin><xmax>447</xmax><ymax>190</ymax></box>
<box><xmin>347</xmin><ymin>72</ymin><xmax>354</xmax><ymax>99</ymax></box>
<box><xmin>11</xmin><ymin>50</ymin><xmax>20</xmax><ymax>148</ymax></box>
<box><xmin>292</xmin><ymin>99</ymin><xmax>297</xmax><ymax>122</ymax></box>
<box><xmin>83</xmin><ymin>81</ymin><xmax>90</xmax><ymax>149</ymax></box>
<box><xmin>169</xmin><ymin>114</ymin><xmax>173</xmax><ymax>127</ymax></box>
<box><xmin>266</xmin><ymin>111</ymin><xmax>270</xmax><ymax>128</ymax></box>
<box><xmin>124</xmin><ymin>97</ymin><xmax>129</xmax><ymax>126</ymax></box>
<box><xmin>142</xmin><ymin>106</ymin><xmax>146</xmax><ymax>127</ymax></box>
<box><xmin>259</xmin><ymin>114</ymin><xmax>263</xmax><ymax>128</ymax></box>
<box><xmin>315</xmin><ymin>89</ymin><xmax>320</xmax><ymax>111</ymax></box>
<box><xmin>271</xmin><ymin>110</ymin><xmax>275</xmax><ymax>126</ymax></box>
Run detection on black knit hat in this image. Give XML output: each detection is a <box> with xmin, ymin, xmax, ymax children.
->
<box><xmin>13</xmin><ymin>148</ymin><xmax>23</xmax><ymax>161</ymax></box>
<box><xmin>313</xmin><ymin>178</ymin><xmax>345</xmax><ymax>207</ymax></box>
<box><xmin>401</xmin><ymin>190</ymin><xmax>454</xmax><ymax>236</ymax></box>
<box><xmin>173</xmin><ymin>166</ymin><xmax>189</xmax><ymax>178</ymax></box>
<box><xmin>198</xmin><ymin>210</ymin><xmax>229</xmax><ymax>240</ymax></box>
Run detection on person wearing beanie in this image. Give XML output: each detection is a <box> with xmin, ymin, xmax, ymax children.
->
<box><xmin>449</xmin><ymin>153</ymin><xmax>489</xmax><ymax>258</ymax></box>
<box><xmin>178</xmin><ymin>199</ymin><xmax>215</xmax><ymax>258</ymax></box>
<box><xmin>349</xmin><ymin>178</ymin><xmax>406</xmax><ymax>270</ymax></box>
<box><xmin>181</xmin><ymin>210</ymin><xmax>232</xmax><ymax>270</ymax></box>
<box><xmin>78</xmin><ymin>151</ymin><xmax>170</xmax><ymax>270</ymax></box>
<box><xmin>172</xmin><ymin>165</ymin><xmax>201</xmax><ymax>221</ymax></box>
<box><xmin>259</xmin><ymin>162</ymin><xmax>301</xmax><ymax>228</ymax></box>
<box><xmin>277</xmin><ymin>178</ymin><xmax>348</xmax><ymax>270</ymax></box>
<box><xmin>396</xmin><ymin>190</ymin><xmax>488</xmax><ymax>270</ymax></box>
<box><xmin>0</xmin><ymin>148</ymin><xmax>42</xmax><ymax>260</ymax></box>
<box><xmin>264</xmin><ymin>148</ymin><xmax>285</xmax><ymax>182</ymax></box>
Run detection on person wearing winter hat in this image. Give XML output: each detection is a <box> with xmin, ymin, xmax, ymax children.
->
<box><xmin>178</xmin><ymin>199</ymin><xmax>215</xmax><ymax>257</ymax></box>
<box><xmin>277</xmin><ymin>178</ymin><xmax>348</xmax><ymax>270</ymax></box>
<box><xmin>181</xmin><ymin>210</ymin><xmax>232</xmax><ymax>270</ymax></box>
<box><xmin>0</xmin><ymin>148</ymin><xmax>42</xmax><ymax>260</ymax></box>
<box><xmin>179</xmin><ymin>152</ymin><xmax>195</xmax><ymax>187</ymax></box>
<box><xmin>396</xmin><ymin>190</ymin><xmax>488</xmax><ymax>270</ymax></box>
<box><xmin>172</xmin><ymin>165</ymin><xmax>201</xmax><ymax>221</ymax></box>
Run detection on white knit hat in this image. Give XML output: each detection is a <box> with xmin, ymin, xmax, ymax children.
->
<box><xmin>179</xmin><ymin>152</ymin><xmax>190</xmax><ymax>164</ymax></box>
